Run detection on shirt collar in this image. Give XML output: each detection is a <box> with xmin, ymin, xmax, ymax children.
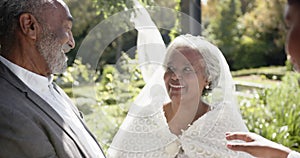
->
<box><xmin>0</xmin><ymin>56</ymin><xmax>53</xmax><ymax>92</ymax></box>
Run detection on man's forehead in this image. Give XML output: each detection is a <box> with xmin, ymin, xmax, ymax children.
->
<box><xmin>52</xmin><ymin>0</ymin><xmax>73</xmax><ymax>22</ymax></box>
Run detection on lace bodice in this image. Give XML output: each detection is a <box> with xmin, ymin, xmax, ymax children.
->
<box><xmin>107</xmin><ymin>101</ymin><xmax>252</xmax><ymax>158</ymax></box>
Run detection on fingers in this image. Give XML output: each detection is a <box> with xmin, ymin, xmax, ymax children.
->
<box><xmin>226</xmin><ymin>142</ymin><xmax>250</xmax><ymax>151</ymax></box>
<box><xmin>225</xmin><ymin>132</ymin><xmax>255</xmax><ymax>142</ymax></box>
<box><xmin>226</xmin><ymin>142</ymin><xmax>261</xmax><ymax>157</ymax></box>
<box><xmin>225</xmin><ymin>132</ymin><xmax>286</xmax><ymax>158</ymax></box>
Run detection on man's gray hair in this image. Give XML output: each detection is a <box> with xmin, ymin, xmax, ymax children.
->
<box><xmin>0</xmin><ymin>0</ymin><xmax>52</xmax><ymax>48</ymax></box>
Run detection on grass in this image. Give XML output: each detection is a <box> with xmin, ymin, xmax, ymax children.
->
<box><xmin>231</xmin><ymin>66</ymin><xmax>286</xmax><ymax>77</ymax></box>
<box><xmin>232</xmin><ymin>66</ymin><xmax>285</xmax><ymax>88</ymax></box>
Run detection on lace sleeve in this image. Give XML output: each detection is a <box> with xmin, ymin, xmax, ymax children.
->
<box><xmin>179</xmin><ymin>102</ymin><xmax>252</xmax><ymax>158</ymax></box>
<box><xmin>288</xmin><ymin>151</ymin><xmax>300</xmax><ymax>158</ymax></box>
<box><xmin>107</xmin><ymin>107</ymin><xmax>180</xmax><ymax>158</ymax></box>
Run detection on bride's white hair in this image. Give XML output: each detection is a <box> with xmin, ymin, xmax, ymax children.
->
<box><xmin>164</xmin><ymin>34</ymin><xmax>221</xmax><ymax>92</ymax></box>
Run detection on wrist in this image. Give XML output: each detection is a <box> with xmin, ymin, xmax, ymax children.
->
<box><xmin>273</xmin><ymin>144</ymin><xmax>291</xmax><ymax>158</ymax></box>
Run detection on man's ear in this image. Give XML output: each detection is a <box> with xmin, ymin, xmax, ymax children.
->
<box><xmin>18</xmin><ymin>13</ymin><xmax>40</xmax><ymax>40</ymax></box>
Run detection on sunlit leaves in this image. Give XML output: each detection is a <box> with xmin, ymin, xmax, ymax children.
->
<box><xmin>240</xmin><ymin>72</ymin><xmax>300</xmax><ymax>151</ymax></box>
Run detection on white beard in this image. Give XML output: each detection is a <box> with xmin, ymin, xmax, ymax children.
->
<box><xmin>36</xmin><ymin>28</ymin><xmax>68</xmax><ymax>74</ymax></box>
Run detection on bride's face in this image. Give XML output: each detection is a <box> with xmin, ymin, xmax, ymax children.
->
<box><xmin>164</xmin><ymin>47</ymin><xmax>208</xmax><ymax>102</ymax></box>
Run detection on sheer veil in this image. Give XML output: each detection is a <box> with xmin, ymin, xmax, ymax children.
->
<box><xmin>107</xmin><ymin>0</ymin><xmax>250</xmax><ymax>157</ymax></box>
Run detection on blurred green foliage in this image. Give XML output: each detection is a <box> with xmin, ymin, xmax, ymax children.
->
<box><xmin>65</xmin><ymin>0</ymin><xmax>178</xmax><ymax>69</ymax></box>
<box><xmin>55</xmin><ymin>59</ymin><xmax>99</xmax><ymax>87</ymax></box>
<box><xmin>202</xmin><ymin>0</ymin><xmax>287</xmax><ymax>70</ymax></box>
<box><xmin>65</xmin><ymin>0</ymin><xmax>289</xmax><ymax>71</ymax></box>
<box><xmin>91</xmin><ymin>53</ymin><xmax>145</xmax><ymax>152</ymax></box>
<box><xmin>96</xmin><ymin>53</ymin><xmax>145</xmax><ymax>107</ymax></box>
<box><xmin>231</xmin><ymin>66</ymin><xmax>286</xmax><ymax>80</ymax></box>
<box><xmin>56</xmin><ymin>53</ymin><xmax>145</xmax><ymax>153</ymax></box>
<box><xmin>203</xmin><ymin>0</ymin><xmax>242</xmax><ymax>67</ymax></box>
<box><xmin>239</xmin><ymin>72</ymin><xmax>300</xmax><ymax>152</ymax></box>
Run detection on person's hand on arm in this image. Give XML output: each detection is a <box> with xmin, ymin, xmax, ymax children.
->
<box><xmin>225</xmin><ymin>132</ymin><xmax>292</xmax><ymax>158</ymax></box>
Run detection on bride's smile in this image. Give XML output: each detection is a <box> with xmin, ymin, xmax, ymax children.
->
<box><xmin>169</xmin><ymin>82</ymin><xmax>184</xmax><ymax>89</ymax></box>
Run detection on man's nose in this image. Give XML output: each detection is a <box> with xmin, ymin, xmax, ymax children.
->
<box><xmin>68</xmin><ymin>31</ymin><xmax>75</xmax><ymax>49</ymax></box>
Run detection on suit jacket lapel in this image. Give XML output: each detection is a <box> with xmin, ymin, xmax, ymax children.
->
<box><xmin>26</xmin><ymin>91</ymin><xmax>89</xmax><ymax>157</ymax></box>
<box><xmin>52</xmin><ymin>83</ymin><xmax>106</xmax><ymax>157</ymax></box>
<box><xmin>0</xmin><ymin>62</ymin><xmax>89</xmax><ymax>157</ymax></box>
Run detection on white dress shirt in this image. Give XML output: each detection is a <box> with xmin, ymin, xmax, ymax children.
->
<box><xmin>0</xmin><ymin>56</ymin><xmax>105</xmax><ymax>158</ymax></box>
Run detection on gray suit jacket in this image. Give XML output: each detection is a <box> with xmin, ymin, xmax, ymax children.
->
<box><xmin>0</xmin><ymin>62</ymin><xmax>105</xmax><ymax>158</ymax></box>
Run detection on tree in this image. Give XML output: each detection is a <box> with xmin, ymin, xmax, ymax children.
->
<box><xmin>204</xmin><ymin>0</ymin><xmax>242</xmax><ymax>67</ymax></box>
<box><xmin>65</xmin><ymin>0</ymin><xmax>135</xmax><ymax>67</ymax></box>
<box><xmin>203</xmin><ymin>0</ymin><xmax>287</xmax><ymax>70</ymax></box>
<box><xmin>66</xmin><ymin>0</ymin><xmax>180</xmax><ymax>71</ymax></box>
<box><xmin>235</xmin><ymin>0</ymin><xmax>286</xmax><ymax>69</ymax></box>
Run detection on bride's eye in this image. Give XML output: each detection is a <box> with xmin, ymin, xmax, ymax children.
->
<box><xmin>166</xmin><ymin>66</ymin><xmax>175</xmax><ymax>73</ymax></box>
<box><xmin>183</xmin><ymin>67</ymin><xmax>194</xmax><ymax>73</ymax></box>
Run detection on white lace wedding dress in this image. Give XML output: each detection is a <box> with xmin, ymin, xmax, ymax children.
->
<box><xmin>107</xmin><ymin>1</ymin><xmax>252</xmax><ymax>157</ymax></box>
<box><xmin>107</xmin><ymin>98</ymin><xmax>251</xmax><ymax>158</ymax></box>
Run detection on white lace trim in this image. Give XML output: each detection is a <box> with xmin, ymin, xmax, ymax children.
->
<box><xmin>107</xmin><ymin>102</ymin><xmax>251</xmax><ymax>158</ymax></box>
<box><xmin>288</xmin><ymin>151</ymin><xmax>300</xmax><ymax>158</ymax></box>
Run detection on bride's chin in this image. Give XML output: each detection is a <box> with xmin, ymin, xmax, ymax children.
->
<box><xmin>169</xmin><ymin>89</ymin><xmax>181</xmax><ymax>95</ymax></box>
<box><xmin>169</xmin><ymin>91</ymin><xmax>183</xmax><ymax>100</ymax></box>
<box><xmin>170</xmin><ymin>93</ymin><xmax>180</xmax><ymax>97</ymax></box>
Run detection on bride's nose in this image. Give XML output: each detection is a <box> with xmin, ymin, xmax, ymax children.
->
<box><xmin>171</xmin><ymin>71</ymin><xmax>182</xmax><ymax>80</ymax></box>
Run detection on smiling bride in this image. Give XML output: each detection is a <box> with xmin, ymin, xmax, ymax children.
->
<box><xmin>107</xmin><ymin>1</ymin><xmax>252</xmax><ymax>157</ymax></box>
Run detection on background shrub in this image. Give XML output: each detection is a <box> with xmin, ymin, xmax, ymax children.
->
<box><xmin>239</xmin><ymin>72</ymin><xmax>300</xmax><ymax>151</ymax></box>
